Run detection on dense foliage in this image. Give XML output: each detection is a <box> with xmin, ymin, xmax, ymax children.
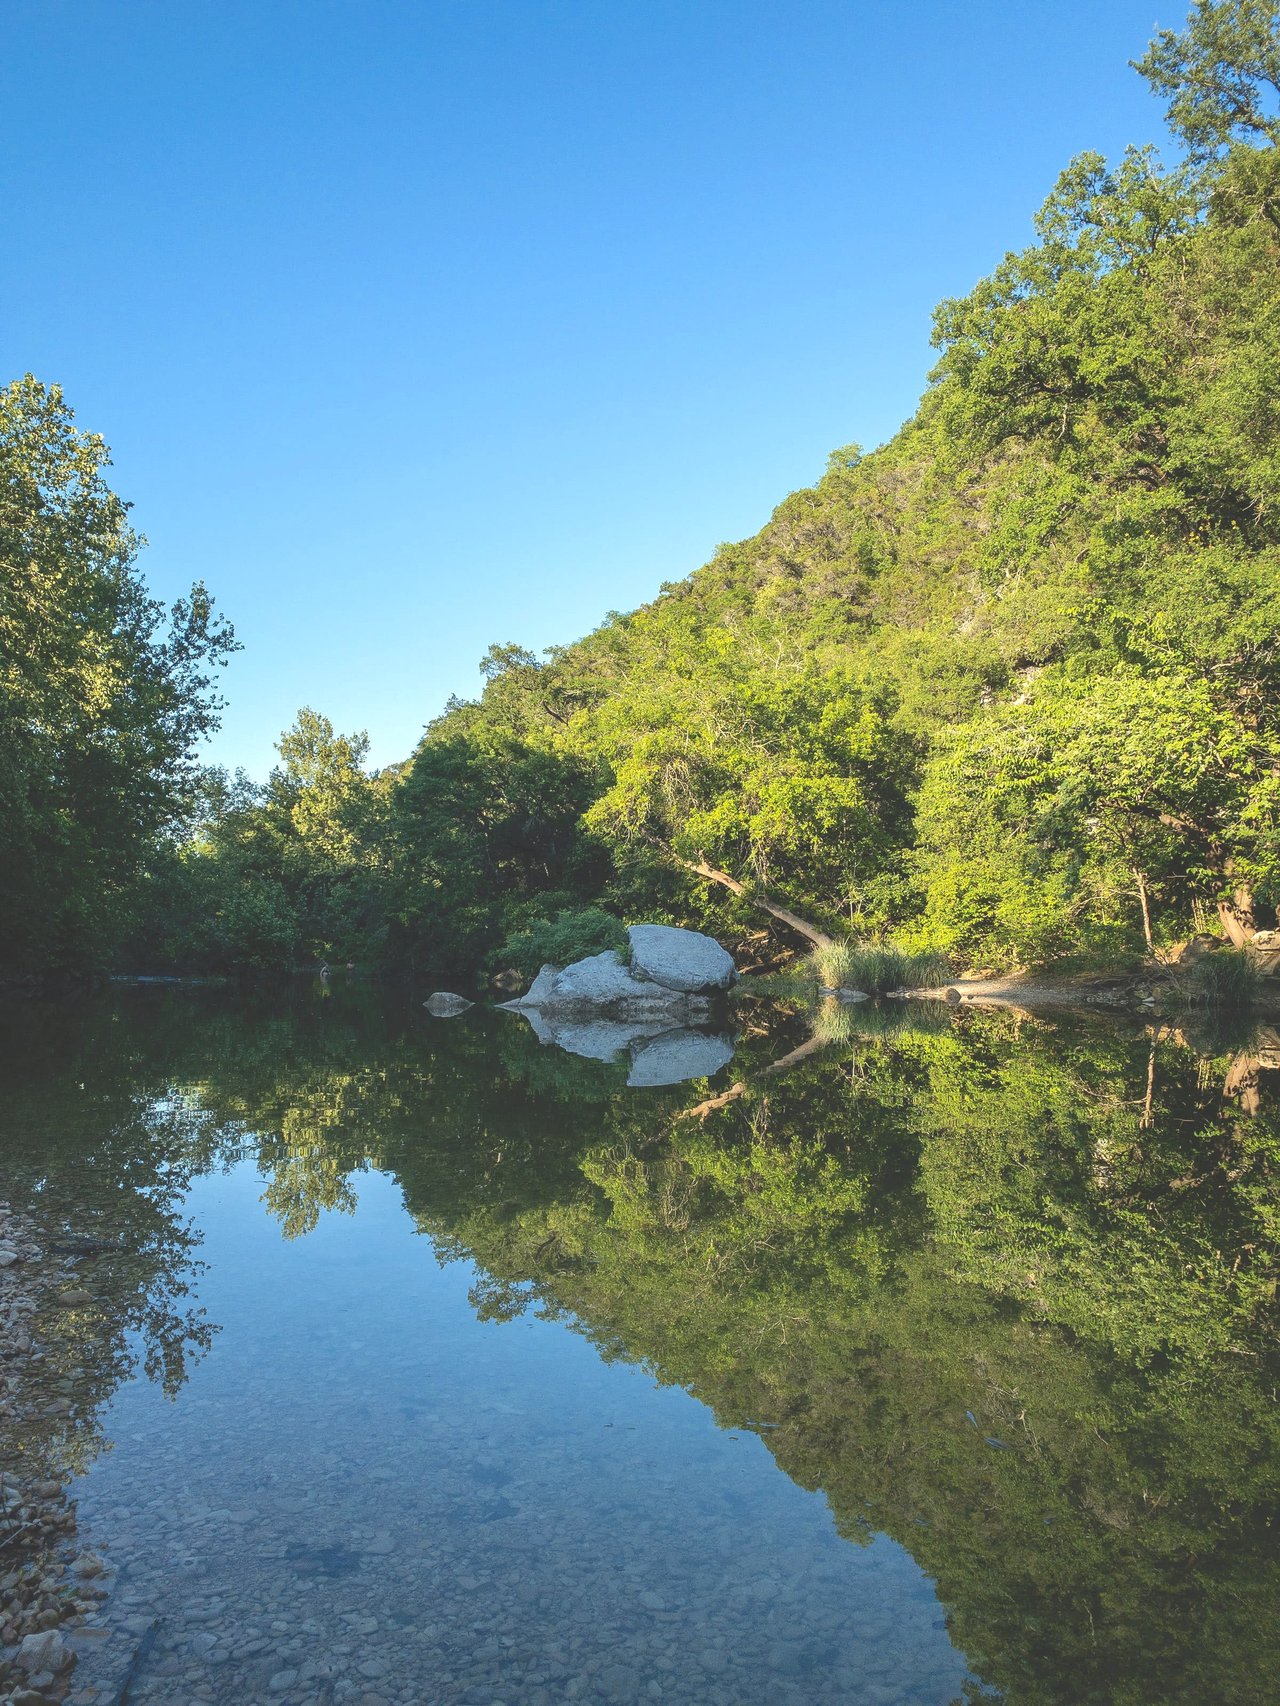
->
<box><xmin>333</xmin><ymin>1</ymin><xmax>1280</xmax><ymax>979</ymax></box>
<box><xmin>9</xmin><ymin>3</ymin><xmax>1280</xmax><ymax>981</ymax></box>
<box><xmin>0</xmin><ymin>378</ymin><xmax>236</xmax><ymax>976</ymax></box>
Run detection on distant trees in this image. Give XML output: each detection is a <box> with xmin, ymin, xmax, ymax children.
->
<box><xmin>128</xmin><ymin>710</ymin><xmax>394</xmax><ymax>973</ymax></box>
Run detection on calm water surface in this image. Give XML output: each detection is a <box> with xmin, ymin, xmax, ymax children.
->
<box><xmin>1</xmin><ymin>987</ymin><xmax>1277</xmax><ymax>1706</ymax></box>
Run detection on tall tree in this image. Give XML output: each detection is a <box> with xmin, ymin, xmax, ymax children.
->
<box><xmin>1136</xmin><ymin>0</ymin><xmax>1280</xmax><ymax>162</ymax></box>
<box><xmin>0</xmin><ymin>376</ymin><xmax>236</xmax><ymax>974</ymax></box>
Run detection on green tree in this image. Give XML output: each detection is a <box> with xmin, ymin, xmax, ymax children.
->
<box><xmin>0</xmin><ymin>376</ymin><xmax>236</xmax><ymax>974</ymax></box>
<box><xmin>1136</xmin><ymin>0</ymin><xmax>1280</xmax><ymax>162</ymax></box>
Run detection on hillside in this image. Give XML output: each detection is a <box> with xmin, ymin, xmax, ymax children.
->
<box><xmin>6</xmin><ymin>2</ymin><xmax>1279</xmax><ymax>985</ymax></box>
<box><xmin>377</xmin><ymin>9</ymin><xmax>1280</xmax><ymax>982</ymax></box>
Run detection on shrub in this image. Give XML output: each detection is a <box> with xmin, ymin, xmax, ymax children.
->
<box><xmin>491</xmin><ymin>907</ymin><xmax>629</xmax><ymax>981</ymax></box>
<box><xmin>1182</xmin><ymin>948</ymin><xmax>1260</xmax><ymax>1010</ymax></box>
<box><xmin>811</xmin><ymin>940</ymin><xmax>952</xmax><ymax>995</ymax></box>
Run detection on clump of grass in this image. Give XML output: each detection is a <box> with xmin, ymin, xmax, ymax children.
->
<box><xmin>1181</xmin><ymin>948</ymin><xmax>1260</xmax><ymax>1010</ymax></box>
<box><xmin>811</xmin><ymin>941</ymin><xmax>952</xmax><ymax>995</ymax></box>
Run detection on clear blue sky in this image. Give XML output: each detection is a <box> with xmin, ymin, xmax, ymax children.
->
<box><xmin>2</xmin><ymin>0</ymin><xmax>1182</xmax><ymax>778</ymax></box>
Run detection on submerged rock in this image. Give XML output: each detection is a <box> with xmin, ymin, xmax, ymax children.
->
<box><xmin>424</xmin><ymin>992</ymin><xmax>474</xmax><ymax>1017</ymax></box>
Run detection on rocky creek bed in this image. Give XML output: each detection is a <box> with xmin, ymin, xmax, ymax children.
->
<box><xmin>0</xmin><ymin>1203</ymin><xmax>116</xmax><ymax>1704</ymax></box>
<box><xmin>0</xmin><ymin>1167</ymin><xmax>966</xmax><ymax>1706</ymax></box>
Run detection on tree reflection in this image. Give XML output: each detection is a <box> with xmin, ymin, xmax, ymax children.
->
<box><xmin>1</xmin><ymin>985</ymin><xmax>1276</xmax><ymax>1705</ymax></box>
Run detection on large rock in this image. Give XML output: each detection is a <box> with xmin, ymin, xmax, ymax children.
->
<box><xmin>16</xmin><ymin>1630</ymin><xmax>68</xmax><ymax>1674</ymax></box>
<box><xmin>500</xmin><ymin>951</ymin><xmax>706</xmax><ymax>1019</ymax></box>
<box><xmin>627</xmin><ymin>924</ymin><xmax>736</xmax><ymax>993</ymax></box>
<box><xmin>551</xmin><ymin>951</ymin><xmax>654</xmax><ymax>1008</ymax></box>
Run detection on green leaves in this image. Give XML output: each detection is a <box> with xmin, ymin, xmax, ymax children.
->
<box><xmin>1135</xmin><ymin>0</ymin><xmax>1280</xmax><ymax>163</ymax></box>
<box><xmin>0</xmin><ymin>377</ymin><xmax>237</xmax><ymax>974</ymax></box>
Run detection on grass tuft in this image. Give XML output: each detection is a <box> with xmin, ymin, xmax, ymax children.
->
<box><xmin>810</xmin><ymin>941</ymin><xmax>952</xmax><ymax>995</ymax></box>
<box><xmin>1181</xmin><ymin>948</ymin><xmax>1260</xmax><ymax>1010</ymax></box>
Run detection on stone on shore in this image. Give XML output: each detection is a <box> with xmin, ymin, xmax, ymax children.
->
<box><xmin>15</xmin><ymin>1630</ymin><xmax>69</xmax><ymax>1674</ymax></box>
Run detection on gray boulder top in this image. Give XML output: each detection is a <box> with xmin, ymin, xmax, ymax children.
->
<box><xmin>499</xmin><ymin>951</ymin><xmax>707</xmax><ymax>1019</ymax></box>
<box><xmin>627</xmin><ymin>923</ymin><xmax>736</xmax><ymax>993</ymax></box>
<box><xmin>498</xmin><ymin>925</ymin><xmax>737</xmax><ymax>1015</ymax></box>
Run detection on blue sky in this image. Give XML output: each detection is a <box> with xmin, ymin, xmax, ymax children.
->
<box><xmin>3</xmin><ymin>0</ymin><xmax>1182</xmax><ymax>778</ymax></box>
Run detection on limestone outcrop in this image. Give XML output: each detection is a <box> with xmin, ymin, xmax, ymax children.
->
<box><xmin>626</xmin><ymin>924</ymin><xmax>737</xmax><ymax>994</ymax></box>
<box><xmin>498</xmin><ymin>925</ymin><xmax>737</xmax><ymax>1022</ymax></box>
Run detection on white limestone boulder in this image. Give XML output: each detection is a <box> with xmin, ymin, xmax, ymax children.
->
<box><xmin>627</xmin><ymin>924</ymin><xmax>737</xmax><ymax>994</ymax></box>
<box><xmin>499</xmin><ymin>951</ymin><xmax>704</xmax><ymax>1019</ymax></box>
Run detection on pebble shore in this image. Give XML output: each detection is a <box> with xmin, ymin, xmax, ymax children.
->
<box><xmin>0</xmin><ymin>1203</ymin><xmax>119</xmax><ymax>1705</ymax></box>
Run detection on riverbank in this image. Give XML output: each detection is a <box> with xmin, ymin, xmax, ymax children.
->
<box><xmin>891</xmin><ymin>967</ymin><xmax>1280</xmax><ymax>1017</ymax></box>
<box><xmin>0</xmin><ymin>1205</ymin><xmax>116</xmax><ymax>1704</ymax></box>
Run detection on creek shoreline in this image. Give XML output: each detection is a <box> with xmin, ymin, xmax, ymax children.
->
<box><xmin>0</xmin><ymin>1204</ymin><xmax>116</xmax><ymax>1704</ymax></box>
<box><xmin>888</xmin><ymin>969</ymin><xmax>1280</xmax><ymax>1017</ymax></box>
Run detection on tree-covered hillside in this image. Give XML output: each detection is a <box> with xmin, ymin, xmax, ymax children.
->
<box><xmin>7</xmin><ymin>1</ymin><xmax>1280</xmax><ymax>983</ymax></box>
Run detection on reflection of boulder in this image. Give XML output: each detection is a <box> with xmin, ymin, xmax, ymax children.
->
<box><xmin>518</xmin><ymin>1009</ymin><xmax>675</xmax><ymax>1062</ymax></box>
<box><xmin>626</xmin><ymin>1029</ymin><xmax>736</xmax><ymax>1088</ymax></box>
<box><xmin>507</xmin><ymin>1001</ymin><xmax>735</xmax><ymax>1085</ymax></box>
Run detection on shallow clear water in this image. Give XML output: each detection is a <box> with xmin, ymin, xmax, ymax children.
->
<box><xmin>1</xmin><ymin>986</ymin><xmax>1277</xmax><ymax>1705</ymax></box>
<box><xmin>78</xmin><ymin>1165</ymin><xmax>963</xmax><ymax>1704</ymax></box>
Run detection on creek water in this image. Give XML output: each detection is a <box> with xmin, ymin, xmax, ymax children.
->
<box><xmin>1</xmin><ymin>985</ymin><xmax>1276</xmax><ymax>1706</ymax></box>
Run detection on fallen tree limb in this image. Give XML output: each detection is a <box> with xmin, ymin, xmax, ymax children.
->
<box><xmin>677</xmin><ymin>853</ymin><xmax>834</xmax><ymax>950</ymax></box>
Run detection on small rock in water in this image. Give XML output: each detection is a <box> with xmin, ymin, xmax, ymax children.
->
<box><xmin>15</xmin><ymin>1629</ymin><xmax>69</xmax><ymax>1673</ymax></box>
<box><xmin>425</xmin><ymin>992</ymin><xmax>473</xmax><ymax>1017</ymax></box>
<box><xmin>268</xmin><ymin>1668</ymin><xmax>299</xmax><ymax>1693</ymax></box>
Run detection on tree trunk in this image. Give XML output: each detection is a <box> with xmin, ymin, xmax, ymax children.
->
<box><xmin>679</xmin><ymin>1029</ymin><xmax>833</xmax><ymax>1122</ymax></box>
<box><xmin>1134</xmin><ymin>869</ymin><xmax>1154</xmax><ymax>956</ymax></box>
<box><xmin>1217</xmin><ymin>882</ymin><xmax>1256</xmax><ymax>949</ymax></box>
<box><xmin>679</xmin><ymin>855</ymin><xmax>834</xmax><ymax>950</ymax></box>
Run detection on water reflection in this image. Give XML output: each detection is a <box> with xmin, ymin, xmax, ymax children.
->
<box><xmin>507</xmin><ymin>1002</ymin><xmax>738</xmax><ymax>1084</ymax></box>
<box><xmin>0</xmin><ymin>987</ymin><xmax>1276</xmax><ymax>1705</ymax></box>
